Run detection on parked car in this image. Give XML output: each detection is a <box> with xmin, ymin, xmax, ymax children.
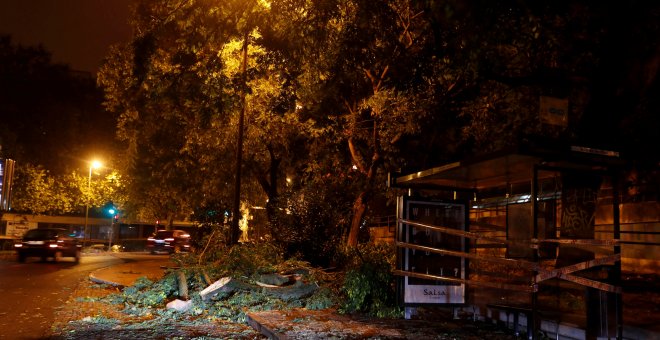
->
<box><xmin>147</xmin><ymin>229</ymin><xmax>191</xmax><ymax>254</ymax></box>
<box><xmin>14</xmin><ymin>228</ymin><xmax>81</xmax><ymax>263</ymax></box>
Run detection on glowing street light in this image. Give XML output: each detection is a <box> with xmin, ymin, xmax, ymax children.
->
<box><xmin>84</xmin><ymin>160</ymin><xmax>102</xmax><ymax>245</ymax></box>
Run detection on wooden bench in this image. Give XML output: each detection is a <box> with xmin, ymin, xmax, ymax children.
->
<box><xmin>487</xmin><ymin>304</ymin><xmax>533</xmax><ymax>339</ymax></box>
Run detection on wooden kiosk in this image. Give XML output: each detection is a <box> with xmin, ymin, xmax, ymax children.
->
<box><xmin>390</xmin><ymin>143</ymin><xmax>624</xmax><ymax>339</ymax></box>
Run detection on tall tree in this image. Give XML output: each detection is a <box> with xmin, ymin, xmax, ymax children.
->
<box><xmin>11</xmin><ymin>162</ymin><xmax>126</xmax><ymax>216</ymax></box>
<box><xmin>98</xmin><ymin>0</ymin><xmax>316</xmax><ymax>230</ymax></box>
<box><xmin>273</xmin><ymin>0</ymin><xmax>438</xmax><ymax>247</ymax></box>
<box><xmin>98</xmin><ymin>0</ymin><xmax>660</xmax><ymax>248</ymax></box>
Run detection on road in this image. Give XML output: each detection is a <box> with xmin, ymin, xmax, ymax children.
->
<box><xmin>0</xmin><ymin>253</ymin><xmax>127</xmax><ymax>339</ymax></box>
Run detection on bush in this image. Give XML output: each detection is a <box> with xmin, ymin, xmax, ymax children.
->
<box><xmin>210</xmin><ymin>241</ymin><xmax>285</xmax><ymax>279</ymax></box>
<box><xmin>268</xmin><ymin>184</ymin><xmax>349</xmax><ymax>267</ymax></box>
<box><xmin>339</xmin><ymin>243</ymin><xmax>402</xmax><ymax>318</ymax></box>
<box><xmin>305</xmin><ymin>287</ymin><xmax>336</xmax><ymax>310</ymax></box>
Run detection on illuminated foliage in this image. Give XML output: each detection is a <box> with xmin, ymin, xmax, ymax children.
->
<box><xmin>98</xmin><ymin>0</ymin><xmax>318</xmax><ymax>228</ymax></box>
<box><xmin>11</xmin><ymin>163</ymin><xmax>127</xmax><ymax>216</ymax></box>
<box><xmin>98</xmin><ymin>0</ymin><xmax>660</xmax><ymax>247</ymax></box>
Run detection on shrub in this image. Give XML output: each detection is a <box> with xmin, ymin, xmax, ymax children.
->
<box><xmin>268</xmin><ymin>184</ymin><xmax>348</xmax><ymax>267</ymax></box>
<box><xmin>339</xmin><ymin>243</ymin><xmax>402</xmax><ymax>318</ymax></box>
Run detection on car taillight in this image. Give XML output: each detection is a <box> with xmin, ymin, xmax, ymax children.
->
<box><xmin>165</xmin><ymin>238</ymin><xmax>175</xmax><ymax>242</ymax></box>
<box><xmin>49</xmin><ymin>244</ymin><xmax>59</xmax><ymax>248</ymax></box>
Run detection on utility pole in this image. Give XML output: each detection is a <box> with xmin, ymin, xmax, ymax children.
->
<box><xmin>231</xmin><ymin>29</ymin><xmax>249</xmax><ymax>245</ymax></box>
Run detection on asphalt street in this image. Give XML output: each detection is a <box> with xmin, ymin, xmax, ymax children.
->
<box><xmin>0</xmin><ymin>254</ymin><xmax>123</xmax><ymax>339</ymax></box>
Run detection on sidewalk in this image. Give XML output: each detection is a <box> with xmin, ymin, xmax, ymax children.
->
<box><xmin>88</xmin><ymin>254</ymin><xmax>176</xmax><ymax>287</ymax></box>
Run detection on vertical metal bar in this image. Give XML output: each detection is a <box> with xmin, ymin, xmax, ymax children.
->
<box><xmin>84</xmin><ymin>165</ymin><xmax>91</xmax><ymax>247</ymax></box>
<box><xmin>531</xmin><ymin>165</ymin><xmax>539</xmax><ymax>340</ymax></box>
<box><xmin>612</xmin><ymin>173</ymin><xmax>623</xmax><ymax>339</ymax></box>
<box><xmin>396</xmin><ymin>195</ymin><xmax>405</xmax><ymax>307</ymax></box>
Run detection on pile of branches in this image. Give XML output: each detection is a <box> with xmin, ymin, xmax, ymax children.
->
<box><xmin>91</xmin><ymin>240</ymin><xmax>401</xmax><ymax>331</ymax></box>
<box><xmin>101</xmin><ymin>242</ymin><xmax>340</xmax><ymax>324</ymax></box>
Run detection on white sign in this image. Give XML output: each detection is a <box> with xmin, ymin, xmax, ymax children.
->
<box><xmin>404</xmin><ymin>278</ymin><xmax>465</xmax><ymax>304</ymax></box>
<box><xmin>401</xmin><ymin>200</ymin><xmax>466</xmax><ymax>305</ymax></box>
<box><xmin>540</xmin><ymin>96</ymin><xmax>568</xmax><ymax>127</ymax></box>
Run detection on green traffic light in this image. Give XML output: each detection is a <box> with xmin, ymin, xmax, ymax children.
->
<box><xmin>108</xmin><ymin>208</ymin><xmax>116</xmax><ymax>215</ymax></box>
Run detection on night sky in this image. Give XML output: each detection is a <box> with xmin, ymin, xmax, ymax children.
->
<box><xmin>0</xmin><ymin>0</ymin><xmax>133</xmax><ymax>73</ymax></box>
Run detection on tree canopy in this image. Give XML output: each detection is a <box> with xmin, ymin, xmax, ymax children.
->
<box><xmin>98</xmin><ymin>0</ymin><xmax>660</xmax><ymax>250</ymax></box>
<box><xmin>11</xmin><ymin>162</ymin><xmax>126</xmax><ymax>217</ymax></box>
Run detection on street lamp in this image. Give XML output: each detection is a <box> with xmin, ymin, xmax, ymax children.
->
<box><xmin>84</xmin><ymin>160</ymin><xmax>102</xmax><ymax>246</ymax></box>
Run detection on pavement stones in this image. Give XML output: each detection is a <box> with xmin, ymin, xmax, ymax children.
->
<box><xmin>246</xmin><ymin>308</ymin><xmax>526</xmax><ymax>340</ymax></box>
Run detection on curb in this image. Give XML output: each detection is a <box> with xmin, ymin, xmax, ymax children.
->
<box><xmin>89</xmin><ymin>271</ymin><xmax>125</xmax><ymax>288</ymax></box>
<box><xmin>87</xmin><ymin>253</ymin><xmax>127</xmax><ymax>287</ymax></box>
<box><xmin>86</xmin><ymin>255</ymin><xmax>175</xmax><ymax>288</ymax></box>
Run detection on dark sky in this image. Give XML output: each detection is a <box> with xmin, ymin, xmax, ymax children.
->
<box><xmin>0</xmin><ymin>0</ymin><xmax>133</xmax><ymax>73</ymax></box>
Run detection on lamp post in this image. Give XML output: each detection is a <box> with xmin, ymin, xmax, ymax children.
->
<box><xmin>231</xmin><ymin>29</ymin><xmax>249</xmax><ymax>245</ymax></box>
<box><xmin>84</xmin><ymin>160</ymin><xmax>102</xmax><ymax>246</ymax></box>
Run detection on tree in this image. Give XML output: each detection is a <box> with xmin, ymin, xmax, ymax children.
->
<box><xmin>11</xmin><ymin>162</ymin><xmax>127</xmax><ymax>216</ymax></box>
<box><xmin>98</xmin><ymin>0</ymin><xmax>471</xmax><ymax>248</ymax></box>
<box><xmin>98</xmin><ymin>0</ymin><xmax>660</xmax><ymax>250</ymax></box>
<box><xmin>99</xmin><ymin>0</ymin><xmax>239</xmax><ymax>226</ymax></box>
<box><xmin>270</xmin><ymin>0</ymin><xmax>438</xmax><ymax>247</ymax></box>
<box><xmin>98</xmin><ymin>0</ymin><xmax>317</xmax><ymax>232</ymax></box>
<box><xmin>11</xmin><ymin>164</ymin><xmax>64</xmax><ymax>215</ymax></box>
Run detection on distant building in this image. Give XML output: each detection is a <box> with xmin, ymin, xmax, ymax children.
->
<box><xmin>0</xmin><ymin>159</ymin><xmax>15</xmax><ymax>211</ymax></box>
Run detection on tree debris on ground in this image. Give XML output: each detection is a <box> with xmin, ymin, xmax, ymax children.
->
<box><xmin>53</xmin><ymin>242</ymin><xmax>523</xmax><ymax>339</ymax></box>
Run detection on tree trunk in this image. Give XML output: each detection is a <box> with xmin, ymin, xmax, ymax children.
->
<box><xmin>346</xmin><ymin>192</ymin><xmax>368</xmax><ymax>248</ymax></box>
<box><xmin>166</xmin><ymin>213</ymin><xmax>175</xmax><ymax>230</ymax></box>
<box><xmin>255</xmin><ymin>144</ymin><xmax>281</xmax><ymax>229</ymax></box>
<box><xmin>345</xmin><ymin>131</ymin><xmax>380</xmax><ymax>248</ymax></box>
<box><xmin>177</xmin><ymin>270</ymin><xmax>189</xmax><ymax>300</ymax></box>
